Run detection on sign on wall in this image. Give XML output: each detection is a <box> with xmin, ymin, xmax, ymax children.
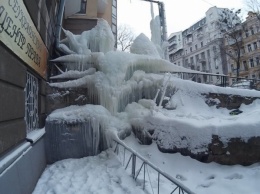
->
<box><xmin>0</xmin><ymin>0</ymin><xmax>48</xmax><ymax>79</ymax></box>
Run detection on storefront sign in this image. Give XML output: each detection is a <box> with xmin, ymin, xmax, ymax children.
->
<box><xmin>0</xmin><ymin>0</ymin><xmax>48</xmax><ymax>78</ymax></box>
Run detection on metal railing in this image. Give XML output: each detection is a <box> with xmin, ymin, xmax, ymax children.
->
<box><xmin>113</xmin><ymin>139</ymin><xmax>195</xmax><ymax>194</ymax></box>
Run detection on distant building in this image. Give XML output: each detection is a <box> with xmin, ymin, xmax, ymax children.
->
<box><xmin>226</xmin><ymin>11</ymin><xmax>260</xmax><ymax>86</ymax></box>
<box><xmin>168</xmin><ymin>6</ymin><xmax>231</xmax><ymax>85</ymax></box>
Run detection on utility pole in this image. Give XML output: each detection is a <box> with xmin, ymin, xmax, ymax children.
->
<box><xmin>141</xmin><ymin>0</ymin><xmax>168</xmax><ymax>43</ymax></box>
<box><xmin>141</xmin><ymin>0</ymin><xmax>168</xmax><ymax>60</ymax></box>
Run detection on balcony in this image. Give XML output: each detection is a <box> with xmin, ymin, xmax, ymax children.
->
<box><xmin>169</xmin><ymin>40</ymin><xmax>177</xmax><ymax>45</ymax></box>
<box><xmin>197</xmin><ymin>32</ymin><xmax>203</xmax><ymax>39</ymax></box>
<box><xmin>187</xmin><ymin>38</ymin><xmax>192</xmax><ymax>45</ymax></box>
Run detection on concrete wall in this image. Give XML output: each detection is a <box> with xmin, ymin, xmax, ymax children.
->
<box><xmin>0</xmin><ymin>0</ymin><xmax>58</xmax><ymax>156</ymax></box>
<box><xmin>0</xmin><ymin>138</ymin><xmax>46</xmax><ymax>194</ymax></box>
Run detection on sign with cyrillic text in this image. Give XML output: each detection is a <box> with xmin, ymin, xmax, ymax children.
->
<box><xmin>0</xmin><ymin>0</ymin><xmax>48</xmax><ymax>79</ymax></box>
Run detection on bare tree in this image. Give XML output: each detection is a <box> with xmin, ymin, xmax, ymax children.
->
<box><xmin>245</xmin><ymin>0</ymin><xmax>260</xmax><ymax>18</ymax></box>
<box><xmin>117</xmin><ymin>25</ymin><xmax>135</xmax><ymax>52</ymax></box>
<box><xmin>217</xmin><ymin>9</ymin><xmax>244</xmax><ymax>80</ymax></box>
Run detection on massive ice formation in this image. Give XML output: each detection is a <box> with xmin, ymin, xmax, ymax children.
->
<box><xmin>50</xmin><ymin>19</ymin><xmax>202</xmax><ymax>114</ymax></box>
<box><xmin>59</xmin><ymin>19</ymin><xmax>115</xmax><ymax>55</ymax></box>
<box><xmin>130</xmin><ymin>33</ymin><xmax>161</xmax><ymax>58</ymax></box>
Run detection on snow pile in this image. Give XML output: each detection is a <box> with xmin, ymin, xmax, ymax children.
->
<box><xmin>124</xmin><ymin>76</ymin><xmax>260</xmax><ymax>153</ymax></box>
<box><xmin>47</xmin><ymin>104</ymin><xmax>131</xmax><ymax>143</ymax></box>
<box><xmin>33</xmin><ymin>134</ymin><xmax>260</xmax><ymax>194</ymax></box>
<box><xmin>32</xmin><ymin>149</ymin><xmax>147</xmax><ymax>194</ymax></box>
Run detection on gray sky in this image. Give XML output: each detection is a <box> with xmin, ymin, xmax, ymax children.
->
<box><xmin>118</xmin><ymin>0</ymin><xmax>246</xmax><ymax>38</ymax></box>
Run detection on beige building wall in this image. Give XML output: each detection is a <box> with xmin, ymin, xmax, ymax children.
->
<box><xmin>86</xmin><ymin>0</ymin><xmax>98</xmax><ymax>19</ymax></box>
<box><xmin>98</xmin><ymin>0</ymin><xmax>112</xmax><ymax>26</ymax></box>
<box><xmin>65</xmin><ymin>0</ymin><xmax>113</xmax><ymax>26</ymax></box>
<box><xmin>63</xmin><ymin>0</ymin><xmax>116</xmax><ymax>36</ymax></box>
<box><xmin>227</xmin><ymin>12</ymin><xmax>260</xmax><ymax>86</ymax></box>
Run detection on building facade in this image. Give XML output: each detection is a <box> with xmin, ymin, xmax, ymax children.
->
<box><xmin>168</xmin><ymin>7</ymin><xmax>229</xmax><ymax>85</ymax></box>
<box><xmin>226</xmin><ymin>12</ymin><xmax>260</xmax><ymax>86</ymax></box>
<box><xmin>0</xmin><ymin>0</ymin><xmax>59</xmax><ymax>193</ymax></box>
<box><xmin>63</xmin><ymin>0</ymin><xmax>117</xmax><ymax>44</ymax></box>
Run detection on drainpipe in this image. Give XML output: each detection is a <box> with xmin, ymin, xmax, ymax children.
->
<box><xmin>55</xmin><ymin>0</ymin><xmax>66</xmax><ymax>50</ymax></box>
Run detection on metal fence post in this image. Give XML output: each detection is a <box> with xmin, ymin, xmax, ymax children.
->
<box><xmin>132</xmin><ymin>154</ymin><xmax>136</xmax><ymax>178</ymax></box>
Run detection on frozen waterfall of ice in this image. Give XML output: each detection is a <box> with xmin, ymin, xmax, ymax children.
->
<box><xmin>149</xmin><ymin>3</ymin><xmax>169</xmax><ymax>60</ymax></box>
<box><xmin>59</xmin><ymin>19</ymin><xmax>115</xmax><ymax>55</ymax></box>
<box><xmin>48</xmin><ymin>18</ymin><xmax>234</xmax><ymax>151</ymax></box>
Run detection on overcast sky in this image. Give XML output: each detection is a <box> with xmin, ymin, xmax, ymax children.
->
<box><xmin>118</xmin><ymin>0</ymin><xmax>246</xmax><ymax>39</ymax></box>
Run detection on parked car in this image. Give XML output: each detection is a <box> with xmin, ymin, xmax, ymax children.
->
<box><xmin>231</xmin><ymin>80</ymin><xmax>254</xmax><ymax>89</ymax></box>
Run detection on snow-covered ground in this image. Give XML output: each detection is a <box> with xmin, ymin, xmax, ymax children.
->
<box><xmin>34</xmin><ymin>86</ymin><xmax>260</xmax><ymax>194</ymax></box>
<box><xmin>33</xmin><ymin>132</ymin><xmax>260</xmax><ymax>194</ymax></box>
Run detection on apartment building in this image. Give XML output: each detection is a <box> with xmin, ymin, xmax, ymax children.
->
<box><xmin>226</xmin><ymin>12</ymin><xmax>260</xmax><ymax>86</ymax></box>
<box><xmin>169</xmin><ymin>6</ymin><xmax>230</xmax><ymax>84</ymax></box>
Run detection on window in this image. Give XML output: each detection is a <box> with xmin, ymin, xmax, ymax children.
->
<box><xmin>207</xmin><ymin>50</ymin><xmax>210</xmax><ymax>57</ymax></box>
<box><xmin>231</xmin><ymin>64</ymin><xmax>234</xmax><ymax>71</ymax></box>
<box><xmin>112</xmin><ymin>24</ymin><xmax>116</xmax><ymax>34</ymax></box>
<box><xmin>213</xmin><ymin>46</ymin><xmax>216</xmax><ymax>53</ymax></box>
<box><xmin>190</xmin><ymin>57</ymin><xmax>194</xmax><ymax>64</ymax></box>
<box><xmin>254</xmin><ymin>42</ymin><xmax>258</xmax><ymax>50</ymax></box>
<box><xmin>78</xmin><ymin>0</ymin><xmax>87</xmax><ymax>13</ymax></box>
<box><xmin>113</xmin><ymin>0</ymin><xmax>117</xmax><ymax>6</ymax></box>
<box><xmin>195</xmin><ymin>44</ymin><xmax>198</xmax><ymax>50</ymax></box>
<box><xmin>241</xmin><ymin>46</ymin><xmax>245</xmax><ymax>54</ymax></box>
<box><xmin>252</xmin><ymin>74</ymin><xmax>256</xmax><ymax>79</ymax></box>
<box><xmin>185</xmin><ymin>50</ymin><xmax>187</xmax><ymax>55</ymax></box>
<box><xmin>243</xmin><ymin>61</ymin><xmax>248</xmax><ymax>71</ymax></box>
<box><xmin>256</xmin><ymin>57</ymin><xmax>260</xmax><ymax>66</ymax></box>
<box><xmin>25</xmin><ymin>72</ymin><xmax>39</xmax><ymax>133</ymax></box>
<box><xmin>178</xmin><ymin>61</ymin><xmax>180</xmax><ymax>66</ymax></box>
<box><xmin>201</xmin><ymin>52</ymin><xmax>205</xmax><ymax>60</ymax></box>
<box><xmin>251</xmin><ymin>28</ymin><xmax>255</xmax><ymax>35</ymax></box>
<box><xmin>112</xmin><ymin>6</ymin><xmax>117</xmax><ymax>16</ymax></box>
<box><xmin>234</xmin><ymin>49</ymin><xmax>238</xmax><ymax>56</ymax></box>
<box><xmin>185</xmin><ymin>59</ymin><xmax>188</xmax><ymax>65</ymax></box>
<box><xmin>248</xmin><ymin>44</ymin><xmax>252</xmax><ymax>52</ymax></box>
<box><xmin>201</xmin><ymin>41</ymin><xmax>203</xmax><ymax>47</ymax></box>
<box><xmin>250</xmin><ymin>59</ymin><xmax>254</xmax><ymax>67</ymax></box>
<box><xmin>245</xmin><ymin>29</ymin><xmax>249</xmax><ymax>37</ymax></box>
<box><xmin>257</xmin><ymin>26</ymin><xmax>260</xmax><ymax>32</ymax></box>
<box><xmin>190</xmin><ymin>47</ymin><xmax>192</xmax><ymax>52</ymax></box>
<box><xmin>196</xmin><ymin>54</ymin><xmax>199</xmax><ymax>62</ymax></box>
